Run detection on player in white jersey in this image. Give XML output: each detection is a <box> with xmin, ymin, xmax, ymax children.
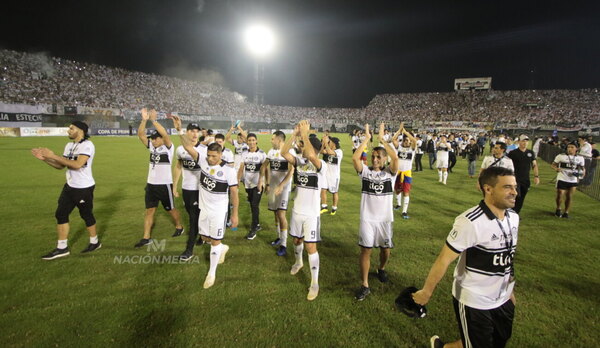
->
<box><xmin>32</xmin><ymin>121</ymin><xmax>101</xmax><ymax>260</ymax></box>
<box><xmin>282</xmin><ymin>120</ymin><xmax>326</xmax><ymax>301</ymax></box>
<box><xmin>180</xmin><ymin>132</ymin><xmax>239</xmax><ymax>289</ymax></box>
<box><xmin>436</xmin><ymin>135</ymin><xmax>451</xmax><ymax>184</ymax></box>
<box><xmin>171</xmin><ymin>119</ymin><xmax>207</xmax><ymax>261</ymax></box>
<box><xmin>225</xmin><ymin>124</ymin><xmax>249</xmax><ymax>172</ymax></box>
<box><xmin>265</xmin><ymin>131</ymin><xmax>295</xmax><ymax>257</ymax></box>
<box><xmin>238</xmin><ymin>133</ymin><xmax>268</xmax><ymax>240</ymax></box>
<box><xmin>479</xmin><ymin>142</ymin><xmax>515</xmax><ymax>190</ymax></box>
<box><xmin>319</xmin><ymin>136</ymin><xmax>343</xmax><ymax>215</ymax></box>
<box><xmin>214</xmin><ymin>134</ymin><xmax>234</xmax><ymax>167</ymax></box>
<box><xmin>351</xmin><ymin>130</ymin><xmax>361</xmax><ymax>154</ymax></box>
<box><xmin>552</xmin><ymin>143</ymin><xmax>586</xmax><ymax>218</ymax></box>
<box><xmin>135</xmin><ymin>108</ymin><xmax>184</xmax><ymax>248</ymax></box>
<box><xmin>392</xmin><ymin>124</ymin><xmax>417</xmax><ymax>219</ymax></box>
<box><xmin>353</xmin><ymin>123</ymin><xmax>399</xmax><ymax>301</ymax></box>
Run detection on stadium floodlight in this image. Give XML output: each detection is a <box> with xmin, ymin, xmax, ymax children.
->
<box><xmin>244</xmin><ymin>24</ymin><xmax>276</xmax><ymax>59</ymax></box>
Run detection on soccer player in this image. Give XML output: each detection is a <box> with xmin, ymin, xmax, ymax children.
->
<box><xmin>551</xmin><ymin>143</ymin><xmax>585</xmax><ymax>218</ymax></box>
<box><xmin>265</xmin><ymin>130</ymin><xmax>295</xmax><ymax>256</ymax></box>
<box><xmin>135</xmin><ymin>108</ymin><xmax>184</xmax><ymax>248</ymax></box>
<box><xmin>281</xmin><ymin>120</ymin><xmax>326</xmax><ymax>301</ymax></box>
<box><xmin>32</xmin><ymin>121</ymin><xmax>100</xmax><ymax>260</ymax></box>
<box><xmin>319</xmin><ymin>136</ymin><xmax>343</xmax><ymax>215</ymax></box>
<box><xmin>413</xmin><ymin>166</ymin><xmax>519</xmax><ymax>348</ymax></box>
<box><xmin>351</xmin><ymin>129</ymin><xmax>361</xmax><ymax>154</ymax></box>
<box><xmin>172</xmin><ymin>118</ymin><xmax>206</xmax><ymax>260</ymax></box>
<box><xmin>180</xmin><ymin>131</ymin><xmax>239</xmax><ymax>289</ymax></box>
<box><xmin>507</xmin><ymin>135</ymin><xmax>540</xmax><ymax>213</ymax></box>
<box><xmin>238</xmin><ymin>133</ymin><xmax>267</xmax><ymax>240</ymax></box>
<box><xmin>353</xmin><ymin>123</ymin><xmax>399</xmax><ymax>301</ymax></box>
<box><xmin>392</xmin><ymin>124</ymin><xmax>417</xmax><ymax>219</ymax></box>
<box><xmin>436</xmin><ymin>135</ymin><xmax>451</xmax><ymax>184</ymax></box>
<box><xmin>214</xmin><ymin>134</ymin><xmax>234</xmax><ymax>167</ymax></box>
<box><xmin>225</xmin><ymin>124</ymin><xmax>249</xmax><ymax>172</ymax></box>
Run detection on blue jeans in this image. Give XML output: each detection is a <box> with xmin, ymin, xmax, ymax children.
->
<box><xmin>468</xmin><ymin>160</ymin><xmax>477</xmax><ymax>177</ymax></box>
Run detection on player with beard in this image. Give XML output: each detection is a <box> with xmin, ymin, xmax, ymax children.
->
<box><xmin>282</xmin><ymin>120</ymin><xmax>326</xmax><ymax>301</ymax></box>
<box><xmin>135</xmin><ymin>108</ymin><xmax>184</xmax><ymax>248</ymax></box>
<box><xmin>353</xmin><ymin>123</ymin><xmax>399</xmax><ymax>301</ymax></box>
<box><xmin>239</xmin><ymin>133</ymin><xmax>267</xmax><ymax>240</ymax></box>
<box><xmin>32</xmin><ymin>121</ymin><xmax>101</xmax><ymax>260</ymax></box>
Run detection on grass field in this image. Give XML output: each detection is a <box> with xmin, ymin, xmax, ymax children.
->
<box><xmin>0</xmin><ymin>133</ymin><xmax>599</xmax><ymax>347</ymax></box>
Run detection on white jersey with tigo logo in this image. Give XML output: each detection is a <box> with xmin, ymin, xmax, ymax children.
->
<box><xmin>222</xmin><ymin>148</ymin><xmax>234</xmax><ymax>165</ymax></box>
<box><xmin>359</xmin><ymin>166</ymin><xmax>396</xmax><ymax>222</ymax></box>
<box><xmin>267</xmin><ymin>148</ymin><xmax>294</xmax><ymax>187</ymax></box>
<box><xmin>197</xmin><ymin>155</ymin><xmax>238</xmax><ymax>219</ymax></box>
<box><xmin>397</xmin><ymin>146</ymin><xmax>415</xmax><ymax>172</ymax></box>
<box><xmin>241</xmin><ymin>149</ymin><xmax>267</xmax><ymax>188</ymax></box>
<box><xmin>481</xmin><ymin>156</ymin><xmax>514</xmax><ymax>171</ymax></box>
<box><xmin>553</xmin><ymin>153</ymin><xmax>585</xmax><ymax>183</ymax></box>
<box><xmin>233</xmin><ymin>139</ymin><xmax>249</xmax><ymax>155</ymax></box>
<box><xmin>323</xmin><ymin>149</ymin><xmax>343</xmax><ymax>178</ymax></box>
<box><xmin>62</xmin><ymin>140</ymin><xmax>95</xmax><ymax>188</ymax></box>
<box><xmin>147</xmin><ymin>140</ymin><xmax>174</xmax><ymax>185</ymax></box>
<box><xmin>293</xmin><ymin>156</ymin><xmax>326</xmax><ymax>217</ymax></box>
<box><xmin>176</xmin><ymin>143</ymin><xmax>205</xmax><ymax>191</ymax></box>
<box><xmin>447</xmin><ymin>201</ymin><xmax>519</xmax><ymax>310</ymax></box>
<box><xmin>436</xmin><ymin>142</ymin><xmax>450</xmax><ymax>161</ymax></box>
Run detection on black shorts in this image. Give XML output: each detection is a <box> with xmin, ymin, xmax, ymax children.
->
<box><xmin>557</xmin><ymin>180</ymin><xmax>578</xmax><ymax>190</ymax></box>
<box><xmin>56</xmin><ymin>184</ymin><xmax>95</xmax><ymax>226</ymax></box>
<box><xmin>145</xmin><ymin>184</ymin><xmax>175</xmax><ymax>210</ymax></box>
<box><xmin>453</xmin><ymin>297</ymin><xmax>515</xmax><ymax>348</ymax></box>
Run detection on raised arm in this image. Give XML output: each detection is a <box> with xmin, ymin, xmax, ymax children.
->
<box><xmin>378</xmin><ymin>123</ymin><xmax>399</xmax><ymax>173</ymax></box>
<box><xmin>299</xmin><ymin>120</ymin><xmax>321</xmax><ymax>170</ymax></box>
<box><xmin>237</xmin><ymin>125</ymin><xmax>248</xmax><ymax>143</ymax></box>
<box><xmin>138</xmin><ymin>108</ymin><xmax>149</xmax><ymax>146</ymax></box>
<box><xmin>352</xmin><ymin>124</ymin><xmax>371</xmax><ymax>173</ymax></box>
<box><xmin>391</xmin><ymin>122</ymin><xmax>404</xmax><ymax>149</ymax></box>
<box><xmin>402</xmin><ymin>128</ymin><xmax>418</xmax><ymax>150</ymax></box>
<box><xmin>281</xmin><ymin>127</ymin><xmax>298</xmax><ymax>166</ymax></box>
<box><xmin>225</xmin><ymin>125</ymin><xmax>235</xmax><ymax>145</ymax></box>
<box><xmin>149</xmin><ymin>109</ymin><xmax>172</xmax><ymax>148</ymax></box>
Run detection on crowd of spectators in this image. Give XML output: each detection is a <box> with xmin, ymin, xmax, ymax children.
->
<box><xmin>1</xmin><ymin>49</ymin><xmax>599</xmax><ymax>127</ymax></box>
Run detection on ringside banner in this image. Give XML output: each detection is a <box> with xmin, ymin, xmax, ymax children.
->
<box><xmin>92</xmin><ymin>128</ymin><xmax>131</xmax><ymax>136</ymax></box>
<box><xmin>0</xmin><ymin>127</ymin><xmax>20</xmax><ymax>137</ymax></box>
<box><xmin>20</xmin><ymin>127</ymin><xmax>69</xmax><ymax>137</ymax></box>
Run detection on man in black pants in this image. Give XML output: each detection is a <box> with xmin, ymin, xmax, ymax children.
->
<box><xmin>414</xmin><ymin>135</ymin><xmax>424</xmax><ymax>172</ymax></box>
<box><xmin>508</xmin><ymin>134</ymin><xmax>539</xmax><ymax>214</ymax></box>
<box><xmin>427</xmin><ymin>134</ymin><xmax>437</xmax><ymax>169</ymax></box>
<box><xmin>448</xmin><ymin>134</ymin><xmax>458</xmax><ymax>173</ymax></box>
<box><xmin>238</xmin><ymin>133</ymin><xmax>267</xmax><ymax>240</ymax></box>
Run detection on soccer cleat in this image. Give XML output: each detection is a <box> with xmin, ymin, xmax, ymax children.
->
<box><xmin>394</xmin><ymin>205</ymin><xmax>401</xmax><ymax>211</ymax></box>
<box><xmin>330</xmin><ymin>209</ymin><xmax>337</xmax><ymax>216</ymax></box>
<box><xmin>320</xmin><ymin>208</ymin><xmax>329</xmax><ymax>214</ymax></box>
<box><xmin>245</xmin><ymin>230</ymin><xmax>257</xmax><ymax>240</ymax></box>
<box><xmin>376</xmin><ymin>269</ymin><xmax>389</xmax><ymax>283</ymax></box>
<box><xmin>203</xmin><ymin>275</ymin><xmax>215</xmax><ymax>289</ymax></box>
<box><xmin>172</xmin><ymin>227</ymin><xmax>184</xmax><ymax>237</ymax></box>
<box><xmin>42</xmin><ymin>248</ymin><xmax>70</xmax><ymax>260</ymax></box>
<box><xmin>179</xmin><ymin>250</ymin><xmax>193</xmax><ymax>262</ymax></box>
<box><xmin>270</xmin><ymin>238</ymin><xmax>281</xmax><ymax>246</ymax></box>
<box><xmin>134</xmin><ymin>238</ymin><xmax>153</xmax><ymax>248</ymax></box>
<box><xmin>561</xmin><ymin>212</ymin><xmax>569</xmax><ymax>219</ymax></box>
<box><xmin>402</xmin><ymin>212</ymin><xmax>409</xmax><ymax>219</ymax></box>
<box><xmin>219</xmin><ymin>244</ymin><xmax>229</xmax><ymax>264</ymax></box>
<box><xmin>555</xmin><ymin>209</ymin><xmax>562</xmax><ymax>217</ymax></box>
<box><xmin>355</xmin><ymin>285</ymin><xmax>371</xmax><ymax>301</ymax></box>
<box><xmin>81</xmin><ymin>242</ymin><xmax>102</xmax><ymax>253</ymax></box>
<box><xmin>430</xmin><ymin>335</ymin><xmax>444</xmax><ymax>348</ymax></box>
<box><xmin>276</xmin><ymin>246</ymin><xmax>287</xmax><ymax>257</ymax></box>
<box><xmin>290</xmin><ymin>263</ymin><xmax>304</xmax><ymax>275</ymax></box>
<box><xmin>307</xmin><ymin>284</ymin><xmax>319</xmax><ymax>301</ymax></box>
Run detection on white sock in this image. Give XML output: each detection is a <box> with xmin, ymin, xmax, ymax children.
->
<box><xmin>208</xmin><ymin>244</ymin><xmax>223</xmax><ymax>277</ymax></box>
<box><xmin>396</xmin><ymin>193</ymin><xmax>402</xmax><ymax>206</ymax></box>
<box><xmin>280</xmin><ymin>230</ymin><xmax>288</xmax><ymax>246</ymax></box>
<box><xmin>402</xmin><ymin>196</ymin><xmax>410</xmax><ymax>213</ymax></box>
<box><xmin>321</xmin><ymin>204</ymin><xmax>327</xmax><ymax>209</ymax></box>
<box><xmin>331</xmin><ymin>206</ymin><xmax>337</xmax><ymax>211</ymax></box>
<box><xmin>90</xmin><ymin>236</ymin><xmax>98</xmax><ymax>244</ymax></box>
<box><xmin>57</xmin><ymin>239</ymin><xmax>68</xmax><ymax>249</ymax></box>
<box><xmin>294</xmin><ymin>243</ymin><xmax>304</xmax><ymax>265</ymax></box>
<box><xmin>308</xmin><ymin>252</ymin><xmax>320</xmax><ymax>286</ymax></box>
<box><xmin>443</xmin><ymin>171</ymin><xmax>448</xmax><ymax>184</ymax></box>
<box><xmin>438</xmin><ymin>170</ymin><xmax>443</xmax><ymax>181</ymax></box>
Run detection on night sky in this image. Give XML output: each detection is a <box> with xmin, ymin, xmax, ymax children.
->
<box><xmin>2</xmin><ymin>0</ymin><xmax>600</xmax><ymax>107</ymax></box>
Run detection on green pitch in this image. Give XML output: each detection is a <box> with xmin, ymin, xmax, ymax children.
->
<box><xmin>0</xmin><ymin>134</ymin><xmax>598</xmax><ymax>347</ymax></box>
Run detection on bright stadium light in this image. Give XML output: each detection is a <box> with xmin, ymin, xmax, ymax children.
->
<box><xmin>244</xmin><ymin>24</ymin><xmax>276</xmax><ymax>58</ymax></box>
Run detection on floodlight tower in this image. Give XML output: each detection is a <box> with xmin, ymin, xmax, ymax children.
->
<box><xmin>244</xmin><ymin>24</ymin><xmax>276</xmax><ymax>105</ymax></box>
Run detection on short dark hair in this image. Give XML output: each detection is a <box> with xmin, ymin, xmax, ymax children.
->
<box><xmin>207</xmin><ymin>142</ymin><xmax>222</xmax><ymax>153</ymax></box>
<box><xmin>215</xmin><ymin>133</ymin><xmax>225</xmax><ymax>141</ymax></box>
<box><xmin>372</xmin><ymin>146</ymin><xmax>387</xmax><ymax>158</ymax></box>
<box><xmin>478</xmin><ymin>166</ymin><xmax>514</xmax><ymax>195</ymax></box>
<box><xmin>273</xmin><ymin>130</ymin><xmax>286</xmax><ymax>141</ymax></box>
<box><xmin>247</xmin><ymin>133</ymin><xmax>257</xmax><ymax>139</ymax></box>
<box><xmin>308</xmin><ymin>136</ymin><xmax>321</xmax><ymax>151</ymax></box>
<box><xmin>495</xmin><ymin>142</ymin><xmax>507</xmax><ymax>151</ymax></box>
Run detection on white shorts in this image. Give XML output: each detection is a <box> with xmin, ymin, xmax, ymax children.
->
<box><xmin>198</xmin><ymin>212</ymin><xmax>226</xmax><ymax>240</ymax></box>
<box><xmin>358</xmin><ymin>220</ymin><xmax>394</xmax><ymax>248</ymax></box>
<box><xmin>268</xmin><ymin>185</ymin><xmax>291</xmax><ymax>211</ymax></box>
<box><xmin>324</xmin><ymin>174</ymin><xmax>340</xmax><ymax>193</ymax></box>
<box><xmin>437</xmin><ymin>157</ymin><xmax>449</xmax><ymax>169</ymax></box>
<box><xmin>290</xmin><ymin>213</ymin><xmax>321</xmax><ymax>243</ymax></box>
